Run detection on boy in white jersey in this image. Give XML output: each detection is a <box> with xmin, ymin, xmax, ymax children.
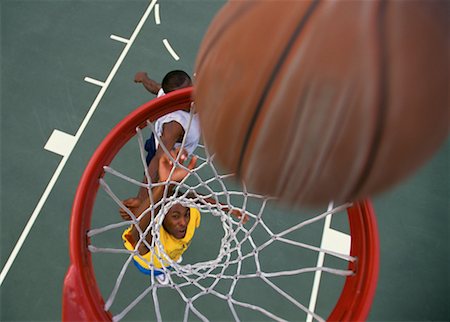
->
<box><xmin>134</xmin><ymin>70</ymin><xmax>200</xmax><ymax>182</ymax></box>
<box><xmin>123</xmin><ymin>70</ymin><xmax>200</xmax><ymax>210</ymax></box>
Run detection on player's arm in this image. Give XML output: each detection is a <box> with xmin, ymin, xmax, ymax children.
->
<box><xmin>185</xmin><ymin>192</ymin><xmax>249</xmax><ymax>224</ymax></box>
<box><xmin>130</xmin><ymin>184</ymin><xmax>165</xmax><ymax>255</ymax></box>
<box><xmin>127</xmin><ymin>149</ymin><xmax>197</xmax><ymax>255</ymax></box>
<box><xmin>134</xmin><ymin>72</ymin><xmax>161</xmax><ymax>95</ymax></box>
<box><xmin>137</xmin><ymin>121</ymin><xmax>185</xmax><ymax>200</ymax></box>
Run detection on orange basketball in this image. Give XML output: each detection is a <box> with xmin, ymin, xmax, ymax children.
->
<box><xmin>194</xmin><ymin>1</ymin><xmax>449</xmax><ymax>206</ymax></box>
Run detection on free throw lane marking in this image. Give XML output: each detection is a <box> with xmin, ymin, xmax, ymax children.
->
<box><xmin>307</xmin><ymin>203</ymin><xmax>351</xmax><ymax>322</ymax></box>
<box><xmin>110</xmin><ymin>34</ymin><xmax>130</xmax><ymax>44</ymax></box>
<box><xmin>84</xmin><ymin>77</ymin><xmax>105</xmax><ymax>87</ymax></box>
<box><xmin>44</xmin><ymin>129</ymin><xmax>76</xmax><ymax>157</ymax></box>
<box><xmin>321</xmin><ymin>227</ymin><xmax>351</xmax><ymax>255</ymax></box>
<box><xmin>0</xmin><ymin>0</ymin><xmax>159</xmax><ymax>287</ymax></box>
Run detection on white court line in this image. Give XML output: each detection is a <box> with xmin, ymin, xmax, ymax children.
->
<box><xmin>0</xmin><ymin>0</ymin><xmax>158</xmax><ymax>287</ymax></box>
<box><xmin>84</xmin><ymin>77</ymin><xmax>105</xmax><ymax>87</ymax></box>
<box><xmin>154</xmin><ymin>3</ymin><xmax>161</xmax><ymax>25</ymax></box>
<box><xmin>163</xmin><ymin>38</ymin><xmax>180</xmax><ymax>61</ymax></box>
<box><xmin>306</xmin><ymin>203</ymin><xmax>351</xmax><ymax>322</ymax></box>
<box><xmin>110</xmin><ymin>34</ymin><xmax>130</xmax><ymax>44</ymax></box>
<box><xmin>44</xmin><ymin>129</ymin><xmax>77</xmax><ymax>157</ymax></box>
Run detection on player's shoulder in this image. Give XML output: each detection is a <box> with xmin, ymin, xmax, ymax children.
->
<box><xmin>159</xmin><ymin>110</ymin><xmax>190</xmax><ymax>122</ymax></box>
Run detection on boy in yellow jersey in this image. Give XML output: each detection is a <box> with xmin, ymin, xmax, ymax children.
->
<box><xmin>120</xmin><ymin>148</ymin><xmax>198</xmax><ymax>283</ymax></box>
<box><xmin>122</xmin><ymin>204</ymin><xmax>200</xmax><ymax>283</ymax></box>
<box><xmin>120</xmin><ymin>149</ymin><xmax>247</xmax><ymax>284</ymax></box>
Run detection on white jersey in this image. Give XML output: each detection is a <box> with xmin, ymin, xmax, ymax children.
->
<box><xmin>157</xmin><ymin>88</ymin><xmax>165</xmax><ymax>98</ymax></box>
<box><xmin>154</xmin><ymin>89</ymin><xmax>200</xmax><ymax>155</ymax></box>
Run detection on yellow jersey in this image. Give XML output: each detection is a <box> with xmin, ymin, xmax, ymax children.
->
<box><xmin>122</xmin><ymin>207</ymin><xmax>200</xmax><ymax>269</ymax></box>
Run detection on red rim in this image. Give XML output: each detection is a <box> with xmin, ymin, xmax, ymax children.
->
<box><xmin>328</xmin><ymin>200</ymin><xmax>379</xmax><ymax>321</ymax></box>
<box><xmin>62</xmin><ymin>87</ymin><xmax>379</xmax><ymax>321</ymax></box>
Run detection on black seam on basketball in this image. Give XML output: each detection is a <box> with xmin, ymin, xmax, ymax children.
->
<box><xmin>236</xmin><ymin>0</ymin><xmax>322</xmax><ymax>177</ymax></box>
<box><xmin>349</xmin><ymin>0</ymin><xmax>389</xmax><ymax>200</ymax></box>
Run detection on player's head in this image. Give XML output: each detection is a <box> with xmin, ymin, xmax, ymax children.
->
<box><xmin>163</xmin><ymin>203</ymin><xmax>191</xmax><ymax>239</ymax></box>
<box><xmin>162</xmin><ymin>70</ymin><xmax>192</xmax><ymax>93</ymax></box>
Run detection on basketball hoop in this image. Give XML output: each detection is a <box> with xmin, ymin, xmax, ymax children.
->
<box><xmin>62</xmin><ymin>88</ymin><xmax>379</xmax><ymax>321</ymax></box>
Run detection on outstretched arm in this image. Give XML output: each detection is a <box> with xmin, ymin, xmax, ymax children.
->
<box><xmin>137</xmin><ymin>121</ymin><xmax>185</xmax><ymax>200</ymax></box>
<box><xmin>122</xmin><ymin>149</ymin><xmax>197</xmax><ymax>255</ymax></box>
<box><xmin>185</xmin><ymin>192</ymin><xmax>249</xmax><ymax>224</ymax></box>
<box><xmin>128</xmin><ymin>184</ymin><xmax>166</xmax><ymax>255</ymax></box>
<box><xmin>134</xmin><ymin>72</ymin><xmax>161</xmax><ymax>95</ymax></box>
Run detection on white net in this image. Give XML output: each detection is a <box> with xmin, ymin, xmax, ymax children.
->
<box><xmin>86</xmin><ymin>109</ymin><xmax>358</xmax><ymax>322</ymax></box>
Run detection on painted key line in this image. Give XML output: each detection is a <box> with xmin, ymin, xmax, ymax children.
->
<box><xmin>0</xmin><ymin>0</ymin><xmax>159</xmax><ymax>287</ymax></box>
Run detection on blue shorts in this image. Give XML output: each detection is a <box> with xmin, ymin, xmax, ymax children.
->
<box><xmin>132</xmin><ymin>259</ymin><xmax>171</xmax><ymax>276</ymax></box>
<box><xmin>123</xmin><ymin>226</ymin><xmax>171</xmax><ymax>276</ymax></box>
<box><xmin>144</xmin><ymin>133</ymin><xmax>156</xmax><ymax>165</ymax></box>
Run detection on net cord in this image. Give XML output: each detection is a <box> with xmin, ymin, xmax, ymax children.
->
<box><xmin>64</xmin><ymin>88</ymin><xmax>378</xmax><ymax>322</ymax></box>
<box><xmin>89</xmin><ymin>116</ymin><xmax>358</xmax><ymax>321</ymax></box>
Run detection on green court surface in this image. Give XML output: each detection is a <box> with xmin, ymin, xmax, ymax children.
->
<box><xmin>1</xmin><ymin>1</ymin><xmax>448</xmax><ymax>321</ymax></box>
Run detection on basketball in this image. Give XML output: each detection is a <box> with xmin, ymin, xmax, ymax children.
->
<box><xmin>193</xmin><ymin>1</ymin><xmax>449</xmax><ymax>206</ymax></box>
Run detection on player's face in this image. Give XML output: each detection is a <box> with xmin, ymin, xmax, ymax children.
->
<box><xmin>163</xmin><ymin>204</ymin><xmax>190</xmax><ymax>239</ymax></box>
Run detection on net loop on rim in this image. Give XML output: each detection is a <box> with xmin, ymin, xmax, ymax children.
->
<box><xmin>63</xmin><ymin>88</ymin><xmax>379</xmax><ymax>322</ymax></box>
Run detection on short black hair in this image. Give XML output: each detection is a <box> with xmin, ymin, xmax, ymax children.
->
<box><xmin>161</xmin><ymin>70</ymin><xmax>192</xmax><ymax>93</ymax></box>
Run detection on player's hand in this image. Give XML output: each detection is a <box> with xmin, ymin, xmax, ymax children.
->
<box><xmin>134</xmin><ymin>72</ymin><xmax>148</xmax><ymax>83</ymax></box>
<box><xmin>231</xmin><ymin>209</ymin><xmax>249</xmax><ymax>224</ymax></box>
<box><xmin>119</xmin><ymin>197</ymin><xmax>142</xmax><ymax>220</ymax></box>
<box><xmin>158</xmin><ymin>148</ymin><xmax>197</xmax><ymax>183</ymax></box>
